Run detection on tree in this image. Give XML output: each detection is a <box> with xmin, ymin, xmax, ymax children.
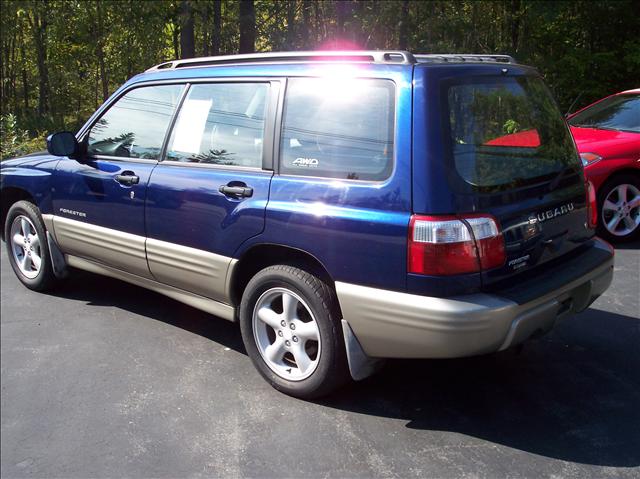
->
<box><xmin>95</xmin><ymin>1</ymin><xmax>109</xmax><ymax>102</ymax></box>
<box><xmin>212</xmin><ymin>0</ymin><xmax>221</xmax><ymax>55</ymax></box>
<box><xmin>180</xmin><ymin>0</ymin><xmax>195</xmax><ymax>59</ymax></box>
<box><xmin>239</xmin><ymin>0</ymin><xmax>255</xmax><ymax>54</ymax></box>
<box><xmin>26</xmin><ymin>1</ymin><xmax>49</xmax><ymax>116</ymax></box>
<box><xmin>1</xmin><ymin>0</ymin><xmax>639</xmax><ymax>159</ymax></box>
<box><xmin>398</xmin><ymin>0</ymin><xmax>410</xmax><ymax>50</ymax></box>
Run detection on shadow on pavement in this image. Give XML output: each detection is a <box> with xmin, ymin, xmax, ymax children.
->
<box><xmin>610</xmin><ymin>239</ymin><xmax>640</xmax><ymax>250</ymax></box>
<box><xmin>45</xmin><ymin>268</ymin><xmax>246</xmax><ymax>354</ymax></box>
<box><xmin>45</xmin><ymin>267</ymin><xmax>639</xmax><ymax>469</ymax></box>
<box><xmin>322</xmin><ymin>306</ymin><xmax>640</xmax><ymax>468</ymax></box>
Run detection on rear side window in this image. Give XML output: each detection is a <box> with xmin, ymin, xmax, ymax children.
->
<box><xmin>166</xmin><ymin>83</ymin><xmax>268</xmax><ymax>167</ymax></box>
<box><xmin>280</xmin><ymin>78</ymin><xmax>394</xmax><ymax>181</ymax></box>
<box><xmin>446</xmin><ymin>76</ymin><xmax>579</xmax><ymax>191</ymax></box>
<box><xmin>87</xmin><ymin>85</ymin><xmax>184</xmax><ymax>159</ymax></box>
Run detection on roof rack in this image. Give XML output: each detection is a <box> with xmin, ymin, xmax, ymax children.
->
<box><xmin>413</xmin><ymin>54</ymin><xmax>516</xmax><ymax>64</ymax></box>
<box><xmin>146</xmin><ymin>51</ymin><xmax>417</xmax><ymax>72</ymax></box>
<box><xmin>145</xmin><ymin>51</ymin><xmax>517</xmax><ymax>72</ymax></box>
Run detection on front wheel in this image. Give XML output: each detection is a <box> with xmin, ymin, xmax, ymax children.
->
<box><xmin>597</xmin><ymin>174</ymin><xmax>640</xmax><ymax>243</ymax></box>
<box><xmin>4</xmin><ymin>200</ymin><xmax>57</xmax><ymax>291</ymax></box>
<box><xmin>239</xmin><ymin>265</ymin><xmax>349</xmax><ymax>399</ymax></box>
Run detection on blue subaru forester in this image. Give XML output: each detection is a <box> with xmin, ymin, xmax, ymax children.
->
<box><xmin>1</xmin><ymin>51</ymin><xmax>614</xmax><ymax>398</ymax></box>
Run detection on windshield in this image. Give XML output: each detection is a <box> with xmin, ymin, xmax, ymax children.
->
<box><xmin>446</xmin><ymin>76</ymin><xmax>580</xmax><ymax>191</ymax></box>
<box><xmin>569</xmin><ymin>94</ymin><xmax>640</xmax><ymax>133</ymax></box>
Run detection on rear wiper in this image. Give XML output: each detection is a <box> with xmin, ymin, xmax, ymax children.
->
<box><xmin>548</xmin><ymin>165</ymin><xmax>577</xmax><ymax>192</ymax></box>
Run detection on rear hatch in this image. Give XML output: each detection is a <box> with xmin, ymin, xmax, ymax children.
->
<box><xmin>419</xmin><ymin>66</ymin><xmax>594</xmax><ymax>290</ymax></box>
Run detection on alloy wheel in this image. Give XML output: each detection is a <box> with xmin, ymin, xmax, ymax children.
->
<box><xmin>10</xmin><ymin>215</ymin><xmax>43</xmax><ymax>279</ymax></box>
<box><xmin>601</xmin><ymin>183</ymin><xmax>640</xmax><ymax>237</ymax></box>
<box><xmin>252</xmin><ymin>287</ymin><xmax>321</xmax><ymax>381</ymax></box>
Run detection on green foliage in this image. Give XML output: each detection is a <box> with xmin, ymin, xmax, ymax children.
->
<box><xmin>1</xmin><ymin>0</ymin><xmax>638</xmax><ymax>149</ymax></box>
<box><xmin>0</xmin><ymin>114</ymin><xmax>44</xmax><ymax>160</ymax></box>
<box><xmin>503</xmin><ymin>119</ymin><xmax>520</xmax><ymax>135</ymax></box>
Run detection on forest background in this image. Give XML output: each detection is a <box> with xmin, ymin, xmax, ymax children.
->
<box><xmin>1</xmin><ymin>0</ymin><xmax>639</xmax><ymax>158</ymax></box>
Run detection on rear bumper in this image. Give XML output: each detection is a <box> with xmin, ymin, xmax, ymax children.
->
<box><xmin>336</xmin><ymin>238</ymin><xmax>614</xmax><ymax>359</ymax></box>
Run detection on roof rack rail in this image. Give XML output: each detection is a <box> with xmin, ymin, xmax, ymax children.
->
<box><xmin>146</xmin><ymin>50</ymin><xmax>417</xmax><ymax>72</ymax></box>
<box><xmin>413</xmin><ymin>54</ymin><xmax>516</xmax><ymax>64</ymax></box>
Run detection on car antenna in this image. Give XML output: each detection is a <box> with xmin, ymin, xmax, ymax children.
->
<box><xmin>566</xmin><ymin>91</ymin><xmax>584</xmax><ymax>117</ymax></box>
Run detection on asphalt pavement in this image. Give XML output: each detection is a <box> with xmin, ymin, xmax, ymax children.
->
<box><xmin>1</xmin><ymin>243</ymin><xmax>639</xmax><ymax>478</ymax></box>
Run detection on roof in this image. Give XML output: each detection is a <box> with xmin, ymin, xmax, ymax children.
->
<box><xmin>145</xmin><ymin>51</ymin><xmax>516</xmax><ymax>72</ymax></box>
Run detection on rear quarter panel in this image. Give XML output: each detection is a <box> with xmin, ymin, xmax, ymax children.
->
<box><xmin>239</xmin><ymin>66</ymin><xmax>413</xmax><ymax>291</ymax></box>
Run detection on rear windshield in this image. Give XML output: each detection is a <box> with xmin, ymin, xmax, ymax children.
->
<box><xmin>568</xmin><ymin>94</ymin><xmax>640</xmax><ymax>133</ymax></box>
<box><xmin>446</xmin><ymin>76</ymin><xmax>579</xmax><ymax>191</ymax></box>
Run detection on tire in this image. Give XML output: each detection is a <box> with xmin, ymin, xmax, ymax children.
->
<box><xmin>596</xmin><ymin>173</ymin><xmax>640</xmax><ymax>243</ymax></box>
<box><xmin>4</xmin><ymin>200</ymin><xmax>57</xmax><ymax>291</ymax></box>
<box><xmin>239</xmin><ymin>265</ymin><xmax>350</xmax><ymax>399</ymax></box>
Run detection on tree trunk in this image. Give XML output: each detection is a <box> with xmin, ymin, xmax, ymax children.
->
<box><xmin>398</xmin><ymin>0</ymin><xmax>410</xmax><ymax>50</ymax></box>
<box><xmin>510</xmin><ymin>0</ymin><xmax>521</xmax><ymax>54</ymax></box>
<box><xmin>202</xmin><ymin>2</ymin><xmax>210</xmax><ymax>56</ymax></box>
<box><xmin>180</xmin><ymin>0</ymin><xmax>195</xmax><ymax>58</ymax></box>
<box><xmin>28</xmin><ymin>5</ymin><xmax>49</xmax><ymax>116</ymax></box>
<box><xmin>302</xmin><ymin>0</ymin><xmax>313</xmax><ymax>49</ymax></box>
<box><xmin>20</xmin><ymin>27</ymin><xmax>28</xmax><ymax>113</ymax></box>
<box><xmin>96</xmin><ymin>1</ymin><xmax>109</xmax><ymax>102</ymax></box>
<box><xmin>314</xmin><ymin>0</ymin><xmax>321</xmax><ymax>44</ymax></box>
<box><xmin>239</xmin><ymin>0</ymin><xmax>255</xmax><ymax>54</ymax></box>
<box><xmin>211</xmin><ymin>0</ymin><xmax>221</xmax><ymax>55</ymax></box>
<box><xmin>94</xmin><ymin>63</ymin><xmax>99</xmax><ymax>109</ymax></box>
<box><xmin>335</xmin><ymin>0</ymin><xmax>348</xmax><ymax>37</ymax></box>
<box><xmin>286</xmin><ymin>0</ymin><xmax>296</xmax><ymax>50</ymax></box>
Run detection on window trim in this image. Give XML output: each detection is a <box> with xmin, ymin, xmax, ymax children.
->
<box><xmin>158</xmin><ymin>83</ymin><xmax>192</xmax><ymax>162</ymax></box>
<box><xmin>275</xmin><ymin>76</ymin><xmax>398</xmax><ymax>184</ymax></box>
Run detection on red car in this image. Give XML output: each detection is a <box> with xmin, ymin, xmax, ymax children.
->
<box><xmin>568</xmin><ymin>89</ymin><xmax>640</xmax><ymax>242</ymax></box>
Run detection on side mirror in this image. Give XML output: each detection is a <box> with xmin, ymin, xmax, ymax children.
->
<box><xmin>46</xmin><ymin>131</ymin><xmax>79</xmax><ymax>157</ymax></box>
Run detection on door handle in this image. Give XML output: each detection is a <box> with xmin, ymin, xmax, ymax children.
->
<box><xmin>219</xmin><ymin>184</ymin><xmax>253</xmax><ymax>198</ymax></box>
<box><xmin>115</xmin><ymin>172</ymin><xmax>140</xmax><ymax>186</ymax></box>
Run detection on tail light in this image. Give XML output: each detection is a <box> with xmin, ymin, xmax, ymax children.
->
<box><xmin>408</xmin><ymin>215</ymin><xmax>506</xmax><ymax>276</ymax></box>
<box><xmin>586</xmin><ymin>181</ymin><xmax>598</xmax><ymax>228</ymax></box>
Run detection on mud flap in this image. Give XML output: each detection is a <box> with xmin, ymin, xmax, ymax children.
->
<box><xmin>341</xmin><ymin>319</ymin><xmax>385</xmax><ymax>381</ymax></box>
<box><xmin>46</xmin><ymin>231</ymin><xmax>68</xmax><ymax>279</ymax></box>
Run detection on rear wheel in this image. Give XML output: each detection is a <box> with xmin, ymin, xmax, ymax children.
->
<box><xmin>4</xmin><ymin>200</ymin><xmax>57</xmax><ymax>291</ymax></box>
<box><xmin>597</xmin><ymin>173</ymin><xmax>640</xmax><ymax>242</ymax></box>
<box><xmin>239</xmin><ymin>265</ymin><xmax>349</xmax><ymax>399</ymax></box>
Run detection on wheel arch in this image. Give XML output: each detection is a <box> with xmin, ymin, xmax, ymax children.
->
<box><xmin>599</xmin><ymin>167</ymin><xmax>640</xmax><ymax>191</ymax></box>
<box><xmin>229</xmin><ymin>243</ymin><xmax>337</xmax><ymax>310</ymax></box>
<box><xmin>0</xmin><ymin>187</ymin><xmax>36</xmax><ymax>240</ymax></box>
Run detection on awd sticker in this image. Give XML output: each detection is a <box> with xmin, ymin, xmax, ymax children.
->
<box><xmin>292</xmin><ymin>157</ymin><xmax>319</xmax><ymax>168</ymax></box>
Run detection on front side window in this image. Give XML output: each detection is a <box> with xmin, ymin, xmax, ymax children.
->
<box><xmin>569</xmin><ymin>94</ymin><xmax>640</xmax><ymax>133</ymax></box>
<box><xmin>446</xmin><ymin>76</ymin><xmax>579</xmax><ymax>191</ymax></box>
<box><xmin>280</xmin><ymin>78</ymin><xmax>395</xmax><ymax>181</ymax></box>
<box><xmin>166</xmin><ymin>83</ymin><xmax>269</xmax><ymax>168</ymax></box>
<box><xmin>87</xmin><ymin>85</ymin><xmax>184</xmax><ymax>159</ymax></box>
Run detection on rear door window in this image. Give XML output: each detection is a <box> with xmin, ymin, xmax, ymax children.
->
<box><xmin>280</xmin><ymin>78</ymin><xmax>394</xmax><ymax>181</ymax></box>
<box><xmin>165</xmin><ymin>82</ymin><xmax>269</xmax><ymax>168</ymax></box>
<box><xmin>446</xmin><ymin>76</ymin><xmax>579</xmax><ymax>191</ymax></box>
